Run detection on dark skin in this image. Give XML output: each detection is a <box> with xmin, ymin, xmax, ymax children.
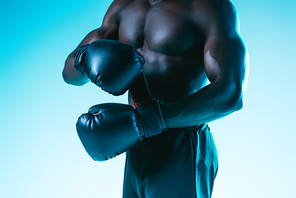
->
<box><xmin>63</xmin><ymin>0</ymin><xmax>249</xmax><ymax>128</ymax></box>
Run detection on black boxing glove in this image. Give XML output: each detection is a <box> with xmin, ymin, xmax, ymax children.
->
<box><xmin>74</xmin><ymin>40</ymin><xmax>145</xmax><ymax>95</ymax></box>
<box><xmin>76</xmin><ymin>101</ymin><xmax>167</xmax><ymax>161</ymax></box>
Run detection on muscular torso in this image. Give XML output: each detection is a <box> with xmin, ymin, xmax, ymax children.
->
<box><xmin>117</xmin><ymin>0</ymin><xmax>207</xmax><ymax>104</ymax></box>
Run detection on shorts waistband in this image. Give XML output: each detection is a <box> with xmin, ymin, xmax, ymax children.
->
<box><xmin>168</xmin><ymin>123</ymin><xmax>209</xmax><ymax>132</ymax></box>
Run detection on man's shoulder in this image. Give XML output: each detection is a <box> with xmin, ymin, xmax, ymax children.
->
<box><xmin>103</xmin><ymin>0</ymin><xmax>136</xmax><ymax>25</ymax></box>
<box><xmin>191</xmin><ymin>0</ymin><xmax>237</xmax><ymax>18</ymax></box>
<box><xmin>105</xmin><ymin>0</ymin><xmax>135</xmax><ymax>14</ymax></box>
<box><xmin>109</xmin><ymin>0</ymin><xmax>135</xmax><ymax>8</ymax></box>
<box><xmin>191</xmin><ymin>0</ymin><xmax>239</xmax><ymax>36</ymax></box>
<box><xmin>191</xmin><ymin>0</ymin><xmax>235</xmax><ymax>8</ymax></box>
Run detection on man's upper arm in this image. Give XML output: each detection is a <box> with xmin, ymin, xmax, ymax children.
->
<box><xmin>76</xmin><ymin>0</ymin><xmax>125</xmax><ymax>46</ymax></box>
<box><xmin>63</xmin><ymin>0</ymin><xmax>127</xmax><ymax>85</ymax></box>
<box><xmin>201</xmin><ymin>0</ymin><xmax>249</xmax><ymax>92</ymax></box>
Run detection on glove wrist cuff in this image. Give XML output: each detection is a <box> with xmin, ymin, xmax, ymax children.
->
<box><xmin>74</xmin><ymin>44</ymin><xmax>90</xmax><ymax>75</ymax></box>
<box><xmin>136</xmin><ymin>100</ymin><xmax>168</xmax><ymax>138</ymax></box>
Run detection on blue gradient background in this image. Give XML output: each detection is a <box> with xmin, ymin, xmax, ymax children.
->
<box><xmin>0</xmin><ymin>0</ymin><xmax>295</xmax><ymax>197</ymax></box>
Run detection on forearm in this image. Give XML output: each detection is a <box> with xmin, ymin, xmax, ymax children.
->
<box><xmin>62</xmin><ymin>49</ymin><xmax>90</xmax><ymax>86</ymax></box>
<box><xmin>161</xmin><ymin>81</ymin><xmax>243</xmax><ymax>128</ymax></box>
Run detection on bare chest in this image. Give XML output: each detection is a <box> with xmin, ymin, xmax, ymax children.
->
<box><xmin>118</xmin><ymin>0</ymin><xmax>203</xmax><ymax>54</ymax></box>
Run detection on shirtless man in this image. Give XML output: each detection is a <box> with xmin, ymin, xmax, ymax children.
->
<box><xmin>63</xmin><ymin>0</ymin><xmax>248</xmax><ymax>197</ymax></box>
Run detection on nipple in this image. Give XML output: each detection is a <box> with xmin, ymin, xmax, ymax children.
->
<box><xmin>162</xmin><ymin>44</ymin><xmax>171</xmax><ymax>51</ymax></box>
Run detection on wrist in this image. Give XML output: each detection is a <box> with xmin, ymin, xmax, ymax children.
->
<box><xmin>74</xmin><ymin>44</ymin><xmax>90</xmax><ymax>75</ymax></box>
<box><xmin>136</xmin><ymin>100</ymin><xmax>168</xmax><ymax>138</ymax></box>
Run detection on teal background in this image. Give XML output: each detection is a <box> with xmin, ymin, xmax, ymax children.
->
<box><xmin>0</xmin><ymin>0</ymin><xmax>295</xmax><ymax>197</ymax></box>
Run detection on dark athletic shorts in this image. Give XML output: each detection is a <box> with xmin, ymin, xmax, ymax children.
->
<box><xmin>122</xmin><ymin>124</ymin><xmax>218</xmax><ymax>198</ymax></box>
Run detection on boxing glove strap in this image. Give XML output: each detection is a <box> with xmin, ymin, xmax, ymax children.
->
<box><xmin>129</xmin><ymin>73</ymin><xmax>153</xmax><ymax>108</ymax></box>
<box><xmin>136</xmin><ymin>100</ymin><xmax>168</xmax><ymax>138</ymax></box>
